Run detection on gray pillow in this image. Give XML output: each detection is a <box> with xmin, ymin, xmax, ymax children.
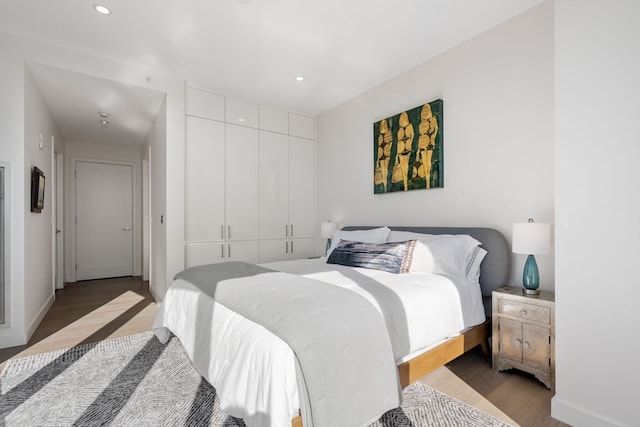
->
<box><xmin>326</xmin><ymin>239</ymin><xmax>417</xmax><ymax>274</ymax></box>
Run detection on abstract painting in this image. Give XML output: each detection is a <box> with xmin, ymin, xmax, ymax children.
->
<box><xmin>374</xmin><ymin>99</ymin><xmax>443</xmax><ymax>194</ymax></box>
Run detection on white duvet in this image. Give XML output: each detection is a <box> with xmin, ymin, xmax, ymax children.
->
<box><xmin>152</xmin><ymin>258</ymin><xmax>486</xmax><ymax>427</ymax></box>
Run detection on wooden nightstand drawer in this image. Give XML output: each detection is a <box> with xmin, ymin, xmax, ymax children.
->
<box><xmin>498</xmin><ymin>299</ymin><xmax>550</xmax><ymax>324</ymax></box>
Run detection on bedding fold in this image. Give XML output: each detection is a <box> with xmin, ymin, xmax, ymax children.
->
<box><xmin>161</xmin><ymin>261</ymin><xmax>401</xmax><ymax>427</ymax></box>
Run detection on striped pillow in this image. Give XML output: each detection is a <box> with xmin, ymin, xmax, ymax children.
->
<box><xmin>326</xmin><ymin>240</ymin><xmax>418</xmax><ymax>274</ymax></box>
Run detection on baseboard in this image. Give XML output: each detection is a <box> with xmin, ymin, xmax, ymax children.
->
<box><xmin>0</xmin><ymin>328</ymin><xmax>28</xmax><ymax>349</ymax></box>
<box><xmin>25</xmin><ymin>293</ymin><xmax>55</xmax><ymax>342</ymax></box>
<box><xmin>552</xmin><ymin>395</ymin><xmax>620</xmax><ymax>427</ymax></box>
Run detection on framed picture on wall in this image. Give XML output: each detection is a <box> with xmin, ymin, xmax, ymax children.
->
<box><xmin>373</xmin><ymin>99</ymin><xmax>443</xmax><ymax>194</ymax></box>
<box><xmin>31</xmin><ymin>166</ymin><xmax>45</xmax><ymax>213</ymax></box>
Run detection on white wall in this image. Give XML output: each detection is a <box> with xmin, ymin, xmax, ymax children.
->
<box><xmin>22</xmin><ymin>66</ymin><xmax>63</xmax><ymax>341</ymax></box>
<box><xmin>143</xmin><ymin>97</ymin><xmax>168</xmax><ymax>301</ymax></box>
<box><xmin>553</xmin><ymin>1</ymin><xmax>640</xmax><ymax>426</ymax></box>
<box><xmin>0</xmin><ymin>30</ymin><xmax>184</xmax><ymax>348</ymax></box>
<box><xmin>0</xmin><ymin>31</ymin><xmax>28</xmax><ymax>345</ymax></box>
<box><xmin>317</xmin><ymin>2</ymin><xmax>554</xmax><ymax>290</ymax></box>
<box><xmin>63</xmin><ymin>140</ymin><xmax>143</xmax><ymax>282</ymax></box>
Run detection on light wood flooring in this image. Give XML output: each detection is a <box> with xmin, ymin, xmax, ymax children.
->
<box><xmin>0</xmin><ymin>277</ymin><xmax>568</xmax><ymax>427</ymax></box>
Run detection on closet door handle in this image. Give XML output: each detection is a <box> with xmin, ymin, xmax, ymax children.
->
<box><xmin>228</xmin><ymin>244</ymin><xmax>231</xmax><ymax>258</ymax></box>
<box><xmin>221</xmin><ymin>225</ymin><xmax>225</xmax><ymax>239</ymax></box>
<box><xmin>285</xmin><ymin>224</ymin><xmax>289</xmax><ymax>237</ymax></box>
<box><xmin>290</xmin><ymin>240</ymin><xmax>294</xmax><ymax>253</ymax></box>
<box><xmin>221</xmin><ymin>244</ymin><xmax>224</xmax><ymax>259</ymax></box>
<box><xmin>285</xmin><ymin>241</ymin><xmax>289</xmax><ymax>254</ymax></box>
<box><xmin>290</xmin><ymin>224</ymin><xmax>294</xmax><ymax>237</ymax></box>
<box><xmin>227</xmin><ymin>226</ymin><xmax>231</xmax><ymax>240</ymax></box>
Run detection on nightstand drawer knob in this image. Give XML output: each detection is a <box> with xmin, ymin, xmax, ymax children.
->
<box><xmin>520</xmin><ymin>309</ymin><xmax>527</xmax><ymax>316</ymax></box>
<box><xmin>523</xmin><ymin>341</ymin><xmax>531</xmax><ymax>349</ymax></box>
<box><xmin>515</xmin><ymin>338</ymin><xmax>522</xmax><ymax>346</ymax></box>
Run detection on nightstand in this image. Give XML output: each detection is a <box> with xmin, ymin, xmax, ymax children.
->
<box><xmin>492</xmin><ymin>286</ymin><xmax>555</xmax><ymax>390</ymax></box>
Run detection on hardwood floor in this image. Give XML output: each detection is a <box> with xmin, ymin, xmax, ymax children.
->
<box><xmin>0</xmin><ymin>277</ymin><xmax>568</xmax><ymax>427</ymax></box>
<box><xmin>0</xmin><ymin>276</ymin><xmax>156</xmax><ymax>372</ymax></box>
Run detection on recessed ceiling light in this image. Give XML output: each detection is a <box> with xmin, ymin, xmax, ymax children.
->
<box><xmin>98</xmin><ymin>112</ymin><xmax>110</xmax><ymax>118</ymax></box>
<box><xmin>295</xmin><ymin>76</ymin><xmax>305</xmax><ymax>82</ymax></box>
<box><xmin>93</xmin><ymin>4</ymin><xmax>111</xmax><ymax>15</ymax></box>
<box><xmin>99</xmin><ymin>119</ymin><xmax>109</xmax><ymax>127</ymax></box>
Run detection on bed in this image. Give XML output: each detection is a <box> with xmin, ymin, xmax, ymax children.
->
<box><xmin>153</xmin><ymin>226</ymin><xmax>509</xmax><ymax>427</ymax></box>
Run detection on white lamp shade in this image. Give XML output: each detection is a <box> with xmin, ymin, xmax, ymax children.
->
<box><xmin>320</xmin><ymin>221</ymin><xmax>337</xmax><ymax>238</ymax></box>
<box><xmin>512</xmin><ymin>222</ymin><xmax>550</xmax><ymax>255</ymax></box>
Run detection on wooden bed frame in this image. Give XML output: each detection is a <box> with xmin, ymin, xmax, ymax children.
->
<box><xmin>291</xmin><ymin>225</ymin><xmax>509</xmax><ymax>427</ymax></box>
<box><xmin>291</xmin><ymin>321</ymin><xmax>490</xmax><ymax>427</ymax></box>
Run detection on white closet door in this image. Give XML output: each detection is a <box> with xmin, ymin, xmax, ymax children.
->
<box><xmin>185</xmin><ymin>241</ymin><xmax>225</xmax><ymax>268</ymax></box>
<box><xmin>259</xmin><ymin>238</ymin><xmax>316</xmax><ymax>263</ymax></box>
<box><xmin>289</xmin><ymin>238</ymin><xmax>316</xmax><ymax>259</ymax></box>
<box><xmin>289</xmin><ymin>137</ymin><xmax>316</xmax><ymax>238</ymax></box>
<box><xmin>260</xmin><ymin>131</ymin><xmax>289</xmax><ymax>239</ymax></box>
<box><xmin>259</xmin><ymin>239</ymin><xmax>289</xmax><ymax>263</ymax></box>
<box><xmin>226</xmin><ymin>240</ymin><xmax>260</xmax><ymax>263</ymax></box>
<box><xmin>186</xmin><ymin>240</ymin><xmax>259</xmax><ymax>267</ymax></box>
<box><xmin>226</xmin><ymin>124</ymin><xmax>259</xmax><ymax>241</ymax></box>
<box><xmin>185</xmin><ymin>116</ymin><xmax>225</xmax><ymax>242</ymax></box>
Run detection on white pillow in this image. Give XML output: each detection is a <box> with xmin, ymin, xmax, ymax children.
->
<box><xmin>466</xmin><ymin>246</ymin><xmax>488</xmax><ymax>284</ymax></box>
<box><xmin>387</xmin><ymin>230</ymin><xmax>482</xmax><ymax>278</ymax></box>
<box><xmin>406</xmin><ymin>240</ymin><xmax>436</xmax><ymax>273</ymax></box>
<box><xmin>327</xmin><ymin>227</ymin><xmax>391</xmax><ymax>256</ymax></box>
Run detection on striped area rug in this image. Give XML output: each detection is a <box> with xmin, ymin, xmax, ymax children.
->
<box><xmin>0</xmin><ymin>332</ymin><xmax>511</xmax><ymax>426</ymax></box>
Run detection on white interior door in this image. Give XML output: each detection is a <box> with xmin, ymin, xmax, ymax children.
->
<box><xmin>76</xmin><ymin>161</ymin><xmax>133</xmax><ymax>281</ymax></box>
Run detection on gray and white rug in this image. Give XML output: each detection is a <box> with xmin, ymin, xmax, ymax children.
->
<box><xmin>0</xmin><ymin>332</ymin><xmax>511</xmax><ymax>426</ymax></box>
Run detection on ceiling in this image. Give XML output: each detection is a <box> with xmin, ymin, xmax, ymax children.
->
<box><xmin>0</xmin><ymin>0</ymin><xmax>544</xmax><ymax>146</ymax></box>
<box><xmin>27</xmin><ymin>63</ymin><xmax>167</xmax><ymax>147</ymax></box>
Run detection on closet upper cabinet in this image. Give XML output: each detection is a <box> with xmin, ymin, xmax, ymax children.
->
<box><xmin>289</xmin><ymin>113</ymin><xmax>315</xmax><ymax>139</ymax></box>
<box><xmin>186</xmin><ymin>87</ymin><xmax>225</xmax><ymax>121</ymax></box>
<box><xmin>260</xmin><ymin>105</ymin><xmax>289</xmax><ymax>134</ymax></box>
<box><xmin>227</xmin><ymin>97</ymin><xmax>259</xmax><ymax>128</ymax></box>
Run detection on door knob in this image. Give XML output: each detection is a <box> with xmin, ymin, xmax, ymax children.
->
<box><xmin>122</xmin><ymin>227</ymin><xmax>132</xmax><ymax>231</ymax></box>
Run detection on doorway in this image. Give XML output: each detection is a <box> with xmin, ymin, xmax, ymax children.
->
<box><xmin>74</xmin><ymin>160</ymin><xmax>134</xmax><ymax>281</ymax></box>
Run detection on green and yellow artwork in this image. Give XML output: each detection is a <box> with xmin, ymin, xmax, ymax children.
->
<box><xmin>373</xmin><ymin>99</ymin><xmax>443</xmax><ymax>194</ymax></box>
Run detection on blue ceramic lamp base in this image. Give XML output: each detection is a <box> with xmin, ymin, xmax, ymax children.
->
<box><xmin>522</xmin><ymin>254</ymin><xmax>540</xmax><ymax>295</ymax></box>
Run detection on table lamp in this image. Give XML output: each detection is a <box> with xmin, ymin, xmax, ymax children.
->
<box><xmin>320</xmin><ymin>221</ymin><xmax>337</xmax><ymax>254</ymax></box>
<box><xmin>512</xmin><ymin>219</ymin><xmax>550</xmax><ymax>295</ymax></box>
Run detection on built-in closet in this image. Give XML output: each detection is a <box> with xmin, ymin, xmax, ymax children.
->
<box><xmin>184</xmin><ymin>87</ymin><xmax>316</xmax><ymax>267</ymax></box>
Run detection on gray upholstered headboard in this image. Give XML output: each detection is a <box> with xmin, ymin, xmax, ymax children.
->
<box><xmin>341</xmin><ymin>226</ymin><xmax>510</xmax><ymax>298</ymax></box>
